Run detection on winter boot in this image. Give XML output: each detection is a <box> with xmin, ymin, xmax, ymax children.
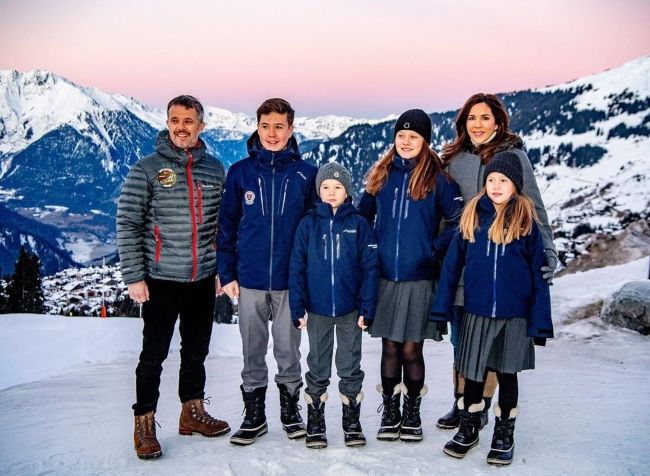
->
<box><xmin>486</xmin><ymin>405</ymin><xmax>517</xmax><ymax>465</ymax></box>
<box><xmin>278</xmin><ymin>383</ymin><xmax>307</xmax><ymax>439</ymax></box>
<box><xmin>134</xmin><ymin>411</ymin><xmax>162</xmax><ymax>460</ymax></box>
<box><xmin>341</xmin><ymin>392</ymin><xmax>366</xmax><ymax>447</ymax></box>
<box><xmin>479</xmin><ymin>396</ymin><xmax>492</xmax><ymax>430</ymax></box>
<box><xmin>376</xmin><ymin>384</ymin><xmax>401</xmax><ymax>440</ymax></box>
<box><xmin>305</xmin><ymin>393</ymin><xmax>328</xmax><ymax>449</ymax></box>
<box><xmin>443</xmin><ymin>397</ymin><xmax>484</xmax><ymax>458</ymax></box>
<box><xmin>400</xmin><ymin>384</ymin><xmax>428</xmax><ymax>442</ymax></box>
<box><xmin>436</xmin><ymin>392</ymin><xmax>462</xmax><ymax>429</ymax></box>
<box><xmin>179</xmin><ymin>398</ymin><xmax>230</xmax><ymax>437</ymax></box>
<box><xmin>230</xmin><ymin>386</ymin><xmax>268</xmax><ymax>446</ymax></box>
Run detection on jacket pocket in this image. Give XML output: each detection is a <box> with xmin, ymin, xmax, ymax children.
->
<box><xmin>154</xmin><ymin>224</ymin><xmax>162</xmax><ymax>264</ymax></box>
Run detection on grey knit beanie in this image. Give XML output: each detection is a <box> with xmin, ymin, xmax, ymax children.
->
<box><xmin>316</xmin><ymin>162</ymin><xmax>352</xmax><ymax>196</ymax></box>
<box><xmin>483</xmin><ymin>151</ymin><xmax>524</xmax><ymax>193</ymax></box>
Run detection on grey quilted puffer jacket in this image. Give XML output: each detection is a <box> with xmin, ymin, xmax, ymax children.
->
<box><xmin>117</xmin><ymin>131</ymin><xmax>225</xmax><ymax>284</ymax></box>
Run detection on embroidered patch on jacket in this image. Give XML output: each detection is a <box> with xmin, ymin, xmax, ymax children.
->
<box><xmin>342</xmin><ymin>229</ymin><xmax>357</xmax><ymax>234</ymax></box>
<box><xmin>244</xmin><ymin>191</ymin><xmax>256</xmax><ymax>205</ymax></box>
<box><xmin>157</xmin><ymin>168</ymin><xmax>177</xmax><ymax>187</ymax></box>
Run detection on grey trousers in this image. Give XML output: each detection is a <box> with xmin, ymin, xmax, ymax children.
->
<box><xmin>239</xmin><ymin>287</ymin><xmax>302</xmax><ymax>393</ymax></box>
<box><xmin>305</xmin><ymin>311</ymin><xmax>364</xmax><ymax>399</ymax></box>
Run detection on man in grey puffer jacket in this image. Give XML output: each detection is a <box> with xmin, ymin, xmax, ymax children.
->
<box><xmin>117</xmin><ymin>95</ymin><xmax>230</xmax><ymax>460</ymax></box>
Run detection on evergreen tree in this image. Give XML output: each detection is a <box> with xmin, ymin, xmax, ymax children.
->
<box><xmin>6</xmin><ymin>247</ymin><xmax>45</xmax><ymax>314</ymax></box>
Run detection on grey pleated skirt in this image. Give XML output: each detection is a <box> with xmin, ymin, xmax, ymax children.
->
<box><xmin>456</xmin><ymin>312</ymin><xmax>535</xmax><ymax>382</ymax></box>
<box><xmin>369</xmin><ymin>278</ymin><xmax>442</xmax><ymax>343</ymax></box>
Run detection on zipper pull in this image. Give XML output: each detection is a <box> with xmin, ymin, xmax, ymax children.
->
<box><xmin>336</xmin><ymin>234</ymin><xmax>340</xmax><ymax>259</ymax></box>
<box><xmin>323</xmin><ymin>233</ymin><xmax>327</xmax><ymax>259</ymax></box>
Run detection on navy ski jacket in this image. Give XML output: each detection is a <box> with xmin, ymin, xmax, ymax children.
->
<box><xmin>217</xmin><ymin>132</ymin><xmax>318</xmax><ymax>291</ymax></box>
<box><xmin>289</xmin><ymin>201</ymin><xmax>379</xmax><ymax>321</ymax></box>
<box><xmin>357</xmin><ymin>156</ymin><xmax>463</xmax><ymax>281</ymax></box>
<box><xmin>430</xmin><ymin>195</ymin><xmax>554</xmax><ymax>339</ymax></box>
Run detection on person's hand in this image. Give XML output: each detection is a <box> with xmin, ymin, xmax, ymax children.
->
<box><xmin>128</xmin><ymin>281</ymin><xmax>150</xmax><ymax>303</ymax></box>
<box><xmin>222</xmin><ymin>280</ymin><xmax>240</xmax><ymax>300</ymax></box>
<box><xmin>215</xmin><ymin>276</ymin><xmax>225</xmax><ymax>296</ymax></box>
<box><xmin>294</xmin><ymin>317</ymin><xmax>307</xmax><ymax>330</ymax></box>
<box><xmin>358</xmin><ymin>315</ymin><xmax>368</xmax><ymax>330</ymax></box>
<box><xmin>541</xmin><ymin>250</ymin><xmax>559</xmax><ymax>285</ymax></box>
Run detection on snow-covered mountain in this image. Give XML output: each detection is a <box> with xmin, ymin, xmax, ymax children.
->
<box><xmin>0</xmin><ymin>57</ymin><xmax>648</xmax><ymax>272</ymax></box>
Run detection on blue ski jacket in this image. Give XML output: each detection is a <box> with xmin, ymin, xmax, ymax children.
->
<box><xmin>357</xmin><ymin>156</ymin><xmax>463</xmax><ymax>281</ymax></box>
<box><xmin>289</xmin><ymin>201</ymin><xmax>379</xmax><ymax>322</ymax></box>
<box><xmin>430</xmin><ymin>195</ymin><xmax>554</xmax><ymax>339</ymax></box>
<box><xmin>217</xmin><ymin>132</ymin><xmax>318</xmax><ymax>290</ymax></box>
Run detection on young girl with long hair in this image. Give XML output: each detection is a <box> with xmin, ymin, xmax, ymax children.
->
<box><xmin>431</xmin><ymin>151</ymin><xmax>554</xmax><ymax>465</ymax></box>
<box><xmin>358</xmin><ymin>109</ymin><xmax>463</xmax><ymax>441</ymax></box>
<box><xmin>436</xmin><ymin>93</ymin><xmax>557</xmax><ymax>431</ymax></box>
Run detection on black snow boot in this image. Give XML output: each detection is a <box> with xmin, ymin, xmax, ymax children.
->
<box><xmin>443</xmin><ymin>397</ymin><xmax>484</xmax><ymax>458</ymax></box>
<box><xmin>376</xmin><ymin>384</ymin><xmax>401</xmax><ymax>440</ymax></box>
<box><xmin>436</xmin><ymin>392</ymin><xmax>462</xmax><ymax>429</ymax></box>
<box><xmin>230</xmin><ymin>386</ymin><xmax>268</xmax><ymax>446</ymax></box>
<box><xmin>486</xmin><ymin>405</ymin><xmax>517</xmax><ymax>466</ymax></box>
<box><xmin>479</xmin><ymin>396</ymin><xmax>492</xmax><ymax>430</ymax></box>
<box><xmin>278</xmin><ymin>383</ymin><xmax>307</xmax><ymax>439</ymax></box>
<box><xmin>341</xmin><ymin>393</ymin><xmax>366</xmax><ymax>447</ymax></box>
<box><xmin>400</xmin><ymin>384</ymin><xmax>427</xmax><ymax>442</ymax></box>
<box><xmin>305</xmin><ymin>393</ymin><xmax>327</xmax><ymax>449</ymax></box>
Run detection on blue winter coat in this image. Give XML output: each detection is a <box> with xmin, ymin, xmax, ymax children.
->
<box><xmin>217</xmin><ymin>132</ymin><xmax>318</xmax><ymax>290</ymax></box>
<box><xmin>289</xmin><ymin>201</ymin><xmax>379</xmax><ymax>321</ymax></box>
<box><xmin>357</xmin><ymin>156</ymin><xmax>463</xmax><ymax>281</ymax></box>
<box><xmin>430</xmin><ymin>195</ymin><xmax>554</xmax><ymax>339</ymax></box>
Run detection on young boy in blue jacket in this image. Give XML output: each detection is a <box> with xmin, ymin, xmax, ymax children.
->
<box><xmin>217</xmin><ymin>98</ymin><xmax>318</xmax><ymax>445</ymax></box>
<box><xmin>289</xmin><ymin>162</ymin><xmax>379</xmax><ymax>449</ymax></box>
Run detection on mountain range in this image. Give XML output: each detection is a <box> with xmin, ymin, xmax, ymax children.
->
<box><xmin>0</xmin><ymin>57</ymin><xmax>648</xmax><ymax>275</ymax></box>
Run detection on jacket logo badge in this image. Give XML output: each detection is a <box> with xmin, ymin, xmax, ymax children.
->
<box><xmin>404</xmin><ymin>122</ymin><xmax>410</xmax><ymax>128</ymax></box>
<box><xmin>157</xmin><ymin>168</ymin><xmax>176</xmax><ymax>187</ymax></box>
<box><xmin>244</xmin><ymin>191</ymin><xmax>256</xmax><ymax>205</ymax></box>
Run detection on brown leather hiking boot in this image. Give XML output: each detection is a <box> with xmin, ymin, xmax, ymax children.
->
<box><xmin>179</xmin><ymin>398</ymin><xmax>230</xmax><ymax>437</ymax></box>
<box><xmin>134</xmin><ymin>412</ymin><xmax>162</xmax><ymax>460</ymax></box>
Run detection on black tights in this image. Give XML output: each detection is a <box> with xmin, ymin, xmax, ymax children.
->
<box><xmin>380</xmin><ymin>338</ymin><xmax>424</xmax><ymax>395</ymax></box>
<box><xmin>464</xmin><ymin>370</ymin><xmax>518</xmax><ymax>417</ymax></box>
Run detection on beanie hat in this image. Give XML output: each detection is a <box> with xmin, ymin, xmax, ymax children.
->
<box><xmin>316</xmin><ymin>162</ymin><xmax>352</xmax><ymax>197</ymax></box>
<box><xmin>394</xmin><ymin>109</ymin><xmax>432</xmax><ymax>143</ymax></box>
<box><xmin>483</xmin><ymin>151</ymin><xmax>524</xmax><ymax>193</ymax></box>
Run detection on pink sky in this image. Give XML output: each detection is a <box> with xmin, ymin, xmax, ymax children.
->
<box><xmin>1</xmin><ymin>0</ymin><xmax>648</xmax><ymax>117</ymax></box>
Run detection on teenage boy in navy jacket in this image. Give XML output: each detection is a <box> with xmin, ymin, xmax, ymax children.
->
<box><xmin>217</xmin><ymin>98</ymin><xmax>318</xmax><ymax>445</ymax></box>
<box><xmin>289</xmin><ymin>162</ymin><xmax>379</xmax><ymax>448</ymax></box>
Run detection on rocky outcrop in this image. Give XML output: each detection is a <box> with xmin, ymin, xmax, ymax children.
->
<box><xmin>600</xmin><ymin>281</ymin><xmax>650</xmax><ymax>335</ymax></box>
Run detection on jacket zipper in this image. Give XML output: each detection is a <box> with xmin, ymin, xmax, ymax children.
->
<box><xmin>269</xmin><ymin>154</ymin><xmax>276</xmax><ymax>290</ymax></box>
<box><xmin>322</xmin><ymin>233</ymin><xmax>327</xmax><ymax>259</ymax></box>
<box><xmin>336</xmin><ymin>233</ymin><xmax>340</xmax><ymax>259</ymax></box>
<box><xmin>492</xmin><ymin>241</ymin><xmax>498</xmax><ymax>317</ymax></box>
<box><xmin>280</xmin><ymin>177</ymin><xmax>289</xmax><ymax>215</ymax></box>
<box><xmin>392</xmin><ymin>187</ymin><xmax>398</xmax><ymax>218</ymax></box>
<box><xmin>329</xmin><ymin>219</ymin><xmax>336</xmax><ymax>316</ymax></box>
<box><xmin>154</xmin><ymin>224</ymin><xmax>162</xmax><ymax>263</ymax></box>
<box><xmin>404</xmin><ymin>189</ymin><xmax>410</xmax><ymax>218</ymax></box>
<box><xmin>258</xmin><ymin>177</ymin><xmax>265</xmax><ymax>216</ymax></box>
<box><xmin>186</xmin><ymin>153</ymin><xmax>198</xmax><ymax>281</ymax></box>
<box><xmin>196</xmin><ymin>181</ymin><xmax>203</xmax><ymax>224</ymax></box>
<box><xmin>394</xmin><ymin>173</ymin><xmax>408</xmax><ymax>281</ymax></box>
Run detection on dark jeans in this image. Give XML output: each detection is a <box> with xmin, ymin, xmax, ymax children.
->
<box><xmin>132</xmin><ymin>275</ymin><xmax>216</xmax><ymax>415</ymax></box>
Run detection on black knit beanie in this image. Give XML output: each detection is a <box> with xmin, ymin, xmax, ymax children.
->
<box><xmin>394</xmin><ymin>109</ymin><xmax>432</xmax><ymax>143</ymax></box>
<box><xmin>483</xmin><ymin>151</ymin><xmax>524</xmax><ymax>193</ymax></box>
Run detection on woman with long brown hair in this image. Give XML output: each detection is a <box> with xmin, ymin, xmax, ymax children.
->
<box><xmin>358</xmin><ymin>109</ymin><xmax>463</xmax><ymax>442</ymax></box>
<box><xmin>435</xmin><ymin>93</ymin><xmax>557</xmax><ymax>432</ymax></box>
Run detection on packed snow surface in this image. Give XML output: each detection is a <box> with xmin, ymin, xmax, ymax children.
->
<box><xmin>0</xmin><ymin>258</ymin><xmax>649</xmax><ymax>475</ymax></box>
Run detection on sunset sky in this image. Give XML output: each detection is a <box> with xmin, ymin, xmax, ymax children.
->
<box><xmin>1</xmin><ymin>0</ymin><xmax>648</xmax><ymax>117</ymax></box>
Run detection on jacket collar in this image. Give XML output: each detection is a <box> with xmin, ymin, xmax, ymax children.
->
<box><xmin>392</xmin><ymin>155</ymin><xmax>417</xmax><ymax>172</ymax></box>
<box><xmin>312</xmin><ymin>199</ymin><xmax>355</xmax><ymax>219</ymax></box>
<box><xmin>155</xmin><ymin>130</ymin><xmax>207</xmax><ymax>165</ymax></box>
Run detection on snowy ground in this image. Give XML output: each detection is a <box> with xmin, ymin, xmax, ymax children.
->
<box><xmin>0</xmin><ymin>258</ymin><xmax>649</xmax><ymax>476</ymax></box>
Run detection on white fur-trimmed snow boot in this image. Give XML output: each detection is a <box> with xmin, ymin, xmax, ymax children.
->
<box><xmin>486</xmin><ymin>404</ymin><xmax>517</xmax><ymax>466</ymax></box>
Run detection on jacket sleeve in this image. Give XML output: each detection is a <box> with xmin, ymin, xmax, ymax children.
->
<box><xmin>357</xmin><ymin>191</ymin><xmax>377</xmax><ymax>226</ymax></box>
<box><xmin>116</xmin><ymin>162</ymin><xmax>150</xmax><ymax>285</ymax></box>
<box><xmin>432</xmin><ymin>174</ymin><xmax>464</xmax><ymax>259</ymax></box>
<box><xmin>357</xmin><ymin>219</ymin><xmax>379</xmax><ymax>321</ymax></box>
<box><xmin>216</xmin><ymin>165</ymin><xmax>242</xmax><ymax>285</ymax></box>
<box><xmin>515</xmin><ymin>149</ymin><xmax>556</xmax><ymax>256</ymax></box>
<box><xmin>288</xmin><ymin>218</ymin><xmax>310</xmax><ymax>321</ymax></box>
<box><xmin>430</xmin><ymin>230</ymin><xmax>467</xmax><ymax>320</ymax></box>
<box><xmin>526</xmin><ymin>223</ymin><xmax>554</xmax><ymax>338</ymax></box>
